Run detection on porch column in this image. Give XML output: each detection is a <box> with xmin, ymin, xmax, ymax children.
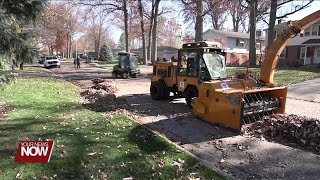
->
<box><xmin>304</xmin><ymin>46</ymin><xmax>307</xmax><ymax>65</ymax></box>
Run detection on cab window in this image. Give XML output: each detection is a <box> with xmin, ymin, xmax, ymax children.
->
<box><xmin>178</xmin><ymin>51</ymin><xmax>199</xmax><ymax>76</ymax></box>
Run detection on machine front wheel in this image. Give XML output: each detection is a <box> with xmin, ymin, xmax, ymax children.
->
<box><xmin>150</xmin><ymin>82</ymin><xmax>163</xmax><ymax>100</ymax></box>
<box><xmin>122</xmin><ymin>72</ymin><xmax>129</xmax><ymax>79</ymax></box>
<box><xmin>185</xmin><ymin>87</ymin><xmax>198</xmax><ymax>107</ymax></box>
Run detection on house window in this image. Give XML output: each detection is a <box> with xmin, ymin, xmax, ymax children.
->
<box><xmin>304</xmin><ymin>28</ymin><xmax>311</xmax><ymax>36</ymax></box>
<box><xmin>280</xmin><ymin>48</ymin><xmax>286</xmax><ymax>58</ymax></box>
<box><xmin>311</xmin><ymin>26</ymin><xmax>318</xmax><ymax>36</ymax></box>
<box><xmin>300</xmin><ymin>47</ymin><xmax>306</xmax><ymax>59</ymax></box>
<box><xmin>236</xmin><ymin>39</ymin><xmax>244</xmax><ymax>47</ymax></box>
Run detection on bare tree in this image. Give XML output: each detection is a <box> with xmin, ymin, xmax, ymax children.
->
<box><xmin>266</xmin><ymin>0</ymin><xmax>314</xmax><ymax>50</ymax></box>
<box><xmin>181</xmin><ymin>0</ymin><xmax>220</xmax><ymax>41</ymax></box>
<box><xmin>138</xmin><ymin>0</ymin><xmax>147</xmax><ymax>64</ymax></box>
<box><xmin>151</xmin><ymin>0</ymin><xmax>161</xmax><ymax>63</ymax></box>
<box><xmin>240</xmin><ymin>0</ymin><xmax>270</xmax><ymax>66</ymax></box>
<box><xmin>226</xmin><ymin>0</ymin><xmax>248</xmax><ymax>32</ymax></box>
<box><xmin>206</xmin><ymin>0</ymin><xmax>227</xmax><ymax>30</ymax></box>
<box><xmin>181</xmin><ymin>0</ymin><xmax>204</xmax><ymax>41</ymax></box>
<box><xmin>77</xmin><ymin>0</ymin><xmax>129</xmax><ymax>52</ymax></box>
<box><xmin>83</xmin><ymin>6</ymin><xmax>110</xmax><ymax>59</ymax></box>
<box><xmin>144</xmin><ymin>0</ymin><xmax>170</xmax><ymax>63</ymax></box>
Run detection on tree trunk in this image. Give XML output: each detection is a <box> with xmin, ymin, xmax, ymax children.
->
<box><xmin>94</xmin><ymin>39</ymin><xmax>99</xmax><ymax>60</ymax></box>
<box><xmin>267</xmin><ymin>0</ymin><xmax>277</xmax><ymax>51</ymax></box>
<box><xmin>151</xmin><ymin>0</ymin><xmax>160</xmax><ymax>63</ymax></box>
<box><xmin>147</xmin><ymin>2</ymin><xmax>155</xmax><ymax>62</ymax></box>
<box><xmin>194</xmin><ymin>0</ymin><xmax>203</xmax><ymax>41</ymax></box>
<box><xmin>123</xmin><ymin>0</ymin><xmax>129</xmax><ymax>52</ymax></box>
<box><xmin>248</xmin><ymin>0</ymin><xmax>257</xmax><ymax>66</ymax></box>
<box><xmin>66</xmin><ymin>32</ymin><xmax>69</xmax><ymax>58</ymax></box>
<box><xmin>138</xmin><ymin>0</ymin><xmax>147</xmax><ymax>64</ymax></box>
<box><xmin>69</xmin><ymin>38</ymin><xmax>72</xmax><ymax>58</ymax></box>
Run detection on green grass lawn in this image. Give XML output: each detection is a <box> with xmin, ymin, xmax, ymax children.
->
<box><xmin>227</xmin><ymin>66</ymin><xmax>320</xmax><ymax>85</ymax></box>
<box><xmin>96</xmin><ymin>61</ymin><xmax>118</xmax><ymax>68</ymax></box>
<box><xmin>0</xmin><ymin>78</ymin><xmax>224</xmax><ymax>180</ymax></box>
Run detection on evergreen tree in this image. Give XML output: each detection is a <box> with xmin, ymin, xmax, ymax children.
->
<box><xmin>0</xmin><ymin>0</ymin><xmax>47</xmax><ymax>69</ymax></box>
<box><xmin>99</xmin><ymin>44</ymin><xmax>114</xmax><ymax>61</ymax></box>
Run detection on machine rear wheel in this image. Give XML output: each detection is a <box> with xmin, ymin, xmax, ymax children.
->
<box><xmin>150</xmin><ymin>82</ymin><xmax>163</xmax><ymax>100</ymax></box>
<box><xmin>159</xmin><ymin>81</ymin><xmax>170</xmax><ymax>99</ymax></box>
<box><xmin>112</xmin><ymin>72</ymin><xmax>117</xmax><ymax>78</ymax></box>
<box><xmin>130</xmin><ymin>73</ymin><xmax>137</xmax><ymax>78</ymax></box>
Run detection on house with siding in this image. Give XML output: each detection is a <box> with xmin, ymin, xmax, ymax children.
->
<box><xmin>264</xmin><ymin>20</ymin><xmax>320</xmax><ymax>66</ymax></box>
<box><xmin>203</xmin><ymin>29</ymin><xmax>265</xmax><ymax>65</ymax></box>
<box><xmin>132</xmin><ymin>46</ymin><xmax>178</xmax><ymax>62</ymax></box>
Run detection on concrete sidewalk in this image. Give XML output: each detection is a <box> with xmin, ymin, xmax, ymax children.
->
<box><xmin>287</xmin><ymin>78</ymin><xmax>320</xmax><ymax>103</ymax></box>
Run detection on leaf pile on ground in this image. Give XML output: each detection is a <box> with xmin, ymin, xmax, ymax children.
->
<box><xmin>243</xmin><ymin>114</ymin><xmax>320</xmax><ymax>154</ymax></box>
<box><xmin>80</xmin><ymin>78</ymin><xmax>127</xmax><ymax>111</ymax></box>
<box><xmin>91</xmin><ymin>78</ymin><xmax>118</xmax><ymax>93</ymax></box>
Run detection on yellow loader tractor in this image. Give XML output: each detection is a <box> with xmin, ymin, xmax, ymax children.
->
<box><xmin>150</xmin><ymin>10</ymin><xmax>320</xmax><ymax>131</ymax></box>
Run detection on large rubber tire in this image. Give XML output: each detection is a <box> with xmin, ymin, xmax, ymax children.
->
<box><xmin>150</xmin><ymin>82</ymin><xmax>163</xmax><ymax>100</ymax></box>
<box><xmin>122</xmin><ymin>72</ymin><xmax>129</xmax><ymax>79</ymax></box>
<box><xmin>112</xmin><ymin>71</ymin><xmax>117</xmax><ymax>78</ymax></box>
<box><xmin>159</xmin><ymin>81</ymin><xmax>170</xmax><ymax>99</ymax></box>
<box><xmin>185</xmin><ymin>87</ymin><xmax>198</xmax><ymax>107</ymax></box>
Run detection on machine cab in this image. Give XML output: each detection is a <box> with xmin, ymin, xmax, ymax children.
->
<box><xmin>177</xmin><ymin>41</ymin><xmax>227</xmax><ymax>92</ymax></box>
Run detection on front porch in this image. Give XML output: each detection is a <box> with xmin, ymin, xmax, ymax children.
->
<box><xmin>301</xmin><ymin>39</ymin><xmax>320</xmax><ymax>65</ymax></box>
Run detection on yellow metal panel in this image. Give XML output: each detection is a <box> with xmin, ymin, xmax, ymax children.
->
<box><xmin>176</xmin><ymin>76</ymin><xmax>199</xmax><ymax>92</ymax></box>
<box><xmin>192</xmin><ymin>83</ymin><xmax>243</xmax><ymax>130</ymax></box>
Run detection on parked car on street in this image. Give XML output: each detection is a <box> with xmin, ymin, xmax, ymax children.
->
<box><xmin>44</xmin><ymin>56</ymin><xmax>60</xmax><ymax>68</ymax></box>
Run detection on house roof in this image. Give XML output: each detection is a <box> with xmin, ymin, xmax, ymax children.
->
<box><xmin>302</xmin><ymin>39</ymin><xmax>320</xmax><ymax>45</ymax></box>
<box><xmin>204</xmin><ymin>29</ymin><xmax>264</xmax><ymax>40</ymax></box>
<box><xmin>205</xmin><ymin>29</ymin><xmax>250</xmax><ymax>39</ymax></box>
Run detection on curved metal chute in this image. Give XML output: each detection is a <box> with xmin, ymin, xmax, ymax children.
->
<box><xmin>260</xmin><ymin>10</ymin><xmax>320</xmax><ymax>86</ymax></box>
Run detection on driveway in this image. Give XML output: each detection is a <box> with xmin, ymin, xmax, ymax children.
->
<box><xmin>287</xmin><ymin>78</ymin><xmax>320</xmax><ymax>102</ymax></box>
<box><xmin>285</xmin><ymin>78</ymin><xmax>320</xmax><ymax>119</ymax></box>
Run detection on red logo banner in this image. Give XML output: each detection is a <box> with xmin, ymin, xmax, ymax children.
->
<box><xmin>15</xmin><ymin>141</ymin><xmax>54</xmax><ymax>163</ymax></box>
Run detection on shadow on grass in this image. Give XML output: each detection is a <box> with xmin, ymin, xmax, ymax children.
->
<box><xmin>128</xmin><ymin>125</ymin><xmax>171</xmax><ymax>153</ymax></box>
<box><xmin>0</xmin><ymin>115</ymin><xmax>95</xmax><ymax>179</ymax></box>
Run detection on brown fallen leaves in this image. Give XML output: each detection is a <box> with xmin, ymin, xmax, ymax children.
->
<box><xmin>80</xmin><ymin>78</ymin><xmax>128</xmax><ymax>112</ymax></box>
<box><xmin>243</xmin><ymin>114</ymin><xmax>320</xmax><ymax>154</ymax></box>
<box><xmin>172</xmin><ymin>158</ymin><xmax>185</xmax><ymax>172</ymax></box>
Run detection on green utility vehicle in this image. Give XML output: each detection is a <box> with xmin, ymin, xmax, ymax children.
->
<box><xmin>112</xmin><ymin>52</ymin><xmax>140</xmax><ymax>78</ymax></box>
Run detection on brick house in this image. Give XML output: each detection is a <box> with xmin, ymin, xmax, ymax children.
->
<box><xmin>203</xmin><ymin>29</ymin><xmax>265</xmax><ymax>65</ymax></box>
<box><xmin>264</xmin><ymin>20</ymin><xmax>320</xmax><ymax>66</ymax></box>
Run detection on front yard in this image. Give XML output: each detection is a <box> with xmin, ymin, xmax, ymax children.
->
<box><xmin>0</xmin><ymin>78</ymin><xmax>224</xmax><ymax>179</ymax></box>
<box><xmin>227</xmin><ymin>66</ymin><xmax>320</xmax><ymax>85</ymax></box>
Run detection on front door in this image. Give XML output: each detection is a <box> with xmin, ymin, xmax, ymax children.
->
<box><xmin>314</xmin><ymin>47</ymin><xmax>320</xmax><ymax>64</ymax></box>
